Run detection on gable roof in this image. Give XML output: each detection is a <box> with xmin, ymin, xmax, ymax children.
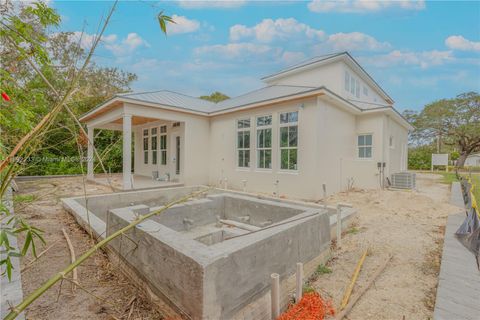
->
<box><xmin>262</xmin><ymin>51</ymin><xmax>394</xmax><ymax>104</ymax></box>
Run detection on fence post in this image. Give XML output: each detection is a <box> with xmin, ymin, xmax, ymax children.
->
<box><xmin>296</xmin><ymin>263</ymin><xmax>303</xmax><ymax>303</ymax></box>
<box><xmin>271</xmin><ymin>273</ymin><xmax>280</xmax><ymax>320</ymax></box>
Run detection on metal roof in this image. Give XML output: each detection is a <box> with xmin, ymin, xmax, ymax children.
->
<box><xmin>118</xmin><ymin>90</ymin><xmax>216</xmax><ymax>112</ymax></box>
<box><xmin>261</xmin><ymin>52</ymin><xmax>345</xmax><ymax>81</ymax></box>
<box><xmin>212</xmin><ymin>85</ymin><xmax>317</xmax><ymax>112</ymax></box>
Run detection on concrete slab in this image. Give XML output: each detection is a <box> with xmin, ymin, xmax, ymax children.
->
<box><xmin>433</xmin><ymin>212</ymin><xmax>480</xmax><ymax>320</ymax></box>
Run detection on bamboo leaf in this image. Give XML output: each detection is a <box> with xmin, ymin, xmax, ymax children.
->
<box><xmin>22</xmin><ymin>232</ymin><xmax>32</xmax><ymax>256</ymax></box>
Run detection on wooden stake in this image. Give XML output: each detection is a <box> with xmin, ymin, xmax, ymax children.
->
<box><xmin>62</xmin><ymin>228</ymin><xmax>78</xmax><ymax>293</ymax></box>
<box><xmin>340</xmin><ymin>248</ymin><xmax>368</xmax><ymax>309</ymax></box>
<box><xmin>336</xmin><ymin>255</ymin><xmax>392</xmax><ymax>320</ymax></box>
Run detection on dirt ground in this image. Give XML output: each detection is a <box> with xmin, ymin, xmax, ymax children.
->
<box><xmin>14</xmin><ymin>177</ymin><xmax>171</xmax><ymax>320</ymax></box>
<box><xmin>12</xmin><ymin>173</ymin><xmax>459</xmax><ymax>320</ymax></box>
<box><xmin>310</xmin><ymin>173</ymin><xmax>460</xmax><ymax>319</ymax></box>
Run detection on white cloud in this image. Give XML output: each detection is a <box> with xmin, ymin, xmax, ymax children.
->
<box><xmin>321</xmin><ymin>32</ymin><xmax>391</xmax><ymax>52</ymax></box>
<box><xmin>68</xmin><ymin>31</ymin><xmax>148</xmax><ymax>57</ymax></box>
<box><xmin>308</xmin><ymin>0</ymin><xmax>425</xmax><ymax>13</ymax></box>
<box><xmin>281</xmin><ymin>51</ymin><xmax>307</xmax><ymax>65</ymax></box>
<box><xmin>362</xmin><ymin>50</ymin><xmax>454</xmax><ymax>69</ymax></box>
<box><xmin>230</xmin><ymin>18</ymin><xmax>325</xmax><ymax>43</ymax></box>
<box><xmin>177</xmin><ymin>0</ymin><xmax>246</xmax><ymax>9</ymax></box>
<box><xmin>167</xmin><ymin>15</ymin><xmax>201</xmax><ymax>35</ymax></box>
<box><xmin>69</xmin><ymin>31</ymin><xmax>117</xmax><ymax>50</ymax></box>
<box><xmin>104</xmin><ymin>33</ymin><xmax>149</xmax><ymax>56</ymax></box>
<box><xmin>194</xmin><ymin>43</ymin><xmax>281</xmax><ymax>61</ymax></box>
<box><xmin>445</xmin><ymin>35</ymin><xmax>480</xmax><ymax>52</ymax></box>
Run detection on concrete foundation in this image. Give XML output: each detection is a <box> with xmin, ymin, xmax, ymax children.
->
<box><xmin>62</xmin><ymin>186</ymin><xmax>356</xmax><ymax>320</ymax></box>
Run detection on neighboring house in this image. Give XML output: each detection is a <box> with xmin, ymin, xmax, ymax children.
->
<box><xmin>465</xmin><ymin>153</ymin><xmax>480</xmax><ymax>167</ymax></box>
<box><xmin>80</xmin><ymin>52</ymin><xmax>412</xmax><ymax>200</ymax></box>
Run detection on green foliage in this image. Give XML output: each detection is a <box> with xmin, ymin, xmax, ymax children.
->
<box><xmin>302</xmin><ymin>284</ymin><xmax>316</xmax><ymax>294</ymax></box>
<box><xmin>408</xmin><ymin>145</ymin><xmax>435</xmax><ymax>170</ymax></box>
<box><xmin>13</xmin><ymin>194</ymin><xmax>37</xmax><ymax>203</ymax></box>
<box><xmin>405</xmin><ymin>92</ymin><xmax>480</xmax><ymax>167</ymax></box>
<box><xmin>316</xmin><ymin>264</ymin><xmax>332</xmax><ymax>275</ymax></box>
<box><xmin>439</xmin><ymin>172</ymin><xmax>458</xmax><ymax>184</ymax></box>
<box><xmin>157</xmin><ymin>10</ymin><xmax>175</xmax><ymax>35</ymax></box>
<box><xmin>200</xmin><ymin>91</ymin><xmax>230</xmax><ymax>103</ymax></box>
<box><xmin>450</xmin><ymin>151</ymin><xmax>460</xmax><ymax>161</ymax></box>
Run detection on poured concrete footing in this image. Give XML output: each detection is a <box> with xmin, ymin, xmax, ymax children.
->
<box><xmin>62</xmin><ymin>186</ymin><xmax>356</xmax><ymax>320</ymax></box>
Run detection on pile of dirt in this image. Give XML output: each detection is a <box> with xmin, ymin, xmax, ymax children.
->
<box><xmin>310</xmin><ymin>173</ymin><xmax>459</xmax><ymax>319</ymax></box>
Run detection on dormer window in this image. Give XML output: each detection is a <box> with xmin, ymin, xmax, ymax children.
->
<box><xmin>363</xmin><ymin>86</ymin><xmax>368</xmax><ymax>96</ymax></box>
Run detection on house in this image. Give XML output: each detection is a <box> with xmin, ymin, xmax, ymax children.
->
<box><xmin>465</xmin><ymin>152</ymin><xmax>480</xmax><ymax>167</ymax></box>
<box><xmin>80</xmin><ymin>52</ymin><xmax>413</xmax><ymax>200</ymax></box>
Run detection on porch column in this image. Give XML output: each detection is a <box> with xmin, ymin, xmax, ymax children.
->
<box><xmin>122</xmin><ymin>114</ymin><xmax>133</xmax><ymax>190</ymax></box>
<box><xmin>87</xmin><ymin>126</ymin><xmax>94</xmax><ymax>179</ymax></box>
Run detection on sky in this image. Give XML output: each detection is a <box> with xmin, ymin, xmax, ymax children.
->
<box><xmin>47</xmin><ymin>0</ymin><xmax>480</xmax><ymax>111</ymax></box>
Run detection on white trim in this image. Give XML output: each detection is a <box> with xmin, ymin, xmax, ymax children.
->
<box><xmin>357</xmin><ymin>133</ymin><xmax>373</xmax><ymax>160</ymax></box>
<box><xmin>236</xmin><ymin>117</ymin><xmax>252</xmax><ymax>169</ymax></box>
<box><xmin>278</xmin><ymin>111</ymin><xmax>299</xmax><ymax>172</ymax></box>
<box><xmin>255</xmin><ymin>114</ymin><xmax>273</xmax><ymax>170</ymax></box>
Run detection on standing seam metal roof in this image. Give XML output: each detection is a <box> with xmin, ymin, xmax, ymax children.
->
<box><xmin>117</xmin><ymin>85</ymin><xmax>319</xmax><ymax>114</ymax></box>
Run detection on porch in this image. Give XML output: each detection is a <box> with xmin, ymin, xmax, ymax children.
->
<box><xmin>84</xmin><ymin>111</ymin><xmax>186</xmax><ymax>190</ymax></box>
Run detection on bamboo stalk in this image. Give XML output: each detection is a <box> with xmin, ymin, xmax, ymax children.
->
<box><xmin>61</xmin><ymin>228</ymin><xmax>78</xmax><ymax>293</ymax></box>
<box><xmin>336</xmin><ymin>255</ymin><xmax>392</xmax><ymax>320</ymax></box>
<box><xmin>340</xmin><ymin>248</ymin><xmax>368</xmax><ymax>310</ymax></box>
<box><xmin>3</xmin><ymin>188</ymin><xmax>210</xmax><ymax>320</ymax></box>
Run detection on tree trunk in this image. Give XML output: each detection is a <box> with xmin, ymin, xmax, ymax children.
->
<box><xmin>456</xmin><ymin>151</ymin><xmax>468</xmax><ymax>168</ymax></box>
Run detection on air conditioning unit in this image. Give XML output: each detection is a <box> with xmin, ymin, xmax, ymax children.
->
<box><xmin>390</xmin><ymin>172</ymin><xmax>416</xmax><ymax>189</ymax></box>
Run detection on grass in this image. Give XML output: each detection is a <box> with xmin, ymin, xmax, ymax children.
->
<box><xmin>316</xmin><ymin>264</ymin><xmax>332</xmax><ymax>275</ymax></box>
<box><xmin>14</xmin><ymin>194</ymin><xmax>37</xmax><ymax>203</ymax></box>
<box><xmin>346</xmin><ymin>226</ymin><xmax>360</xmax><ymax>235</ymax></box>
<box><xmin>438</xmin><ymin>171</ymin><xmax>480</xmax><ymax>206</ymax></box>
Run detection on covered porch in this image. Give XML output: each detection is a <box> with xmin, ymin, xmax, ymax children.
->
<box><xmin>83</xmin><ymin>106</ymin><xmax>186</xmax><ymax>190</ymax></box>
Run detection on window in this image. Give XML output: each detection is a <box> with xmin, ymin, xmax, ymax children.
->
<box><xmin>355</xmin><ymin>79</ymin><xmax>360</xmax><ymax>98</ymax></box>
<box><xmin>143</xmin><ymin>129</ymin><xmax>149</xmax><ymax>164</ymax></box>
<box><xmin>389</xmin><ymin>136</ymin><xmax>394</xmax><ymax>149</ymax></box>
<box><xmin>256</xmin><ymin>115</ymin><xmax>272</xmax><ymax>169</ymax></box>
<box><xmin>160</xmin><ymin>135</ymin><xmax>167</xmax><ymax>165</ymax></box>
<box><xmin>151</xmin><ymin>128</ymin><xmax>157</xmax><ymax>165</ymax></box>
<box><xmin>344</xmin><ymin>71</ymin><xmax>350</xmax><ymax>91</ymax></box>
<box><xmin>160</xmin><ymin>125</ymin><xmax>167</xmax><ymax>133</ymax></box>
<box><xmin>358</xmin><ymin>134</ymin><xmax>373</xmax><ymax>159</ymax></box>
<box><xmin>237</xmin><ymin>119</ymin><xmax>251</xmax><ymax>168</ymax></box>
<box><xmin>279</xmin><ymin>112</ymin><xmax>298</xmax><ymax>170</ymax></box>
<box><xmin>350</xmin><ymin>76</ymin><xmax>355</xmax><ymax>95</ymax></box>
<box><xmin>363</xmin><ymin>85</ymin><xmax>368</xmax><ymax>96</ymax></box>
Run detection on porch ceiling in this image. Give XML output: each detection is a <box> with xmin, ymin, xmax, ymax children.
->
<box><xmin>112</xmin><ymin>116</ymin><xmax>162</xmax><ymax>126</ymax></box>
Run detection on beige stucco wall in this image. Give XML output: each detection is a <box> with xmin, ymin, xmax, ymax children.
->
<box><xmin>125</xmin><ymin>103</ymin><xmax>210</xmax><ymax>186</ymax></box>
<box><xmin>266</xmin><ymin>61</ymin><xmax>343</xmax><ymax>93</ymax></box>
<box><xmin>208</xmin><ymin>97</ymin><xmax>323</xmax><ymax>200</ymax></box>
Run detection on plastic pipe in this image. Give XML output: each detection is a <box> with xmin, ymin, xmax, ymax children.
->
<box><xmin>271</xmin><ymin>273</ymin><xmax>280</xmax><ymax>319</ymax></box>
<box><xmin>296</xmin><ymin>263</ymin><xmax>303</xmax><ymax>303</ymax></box>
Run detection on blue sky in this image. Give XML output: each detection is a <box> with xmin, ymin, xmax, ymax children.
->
<box><xmin>49</xmin><ymin>0</ymin><xmax>480</xmax><ymax>111</ymax></box>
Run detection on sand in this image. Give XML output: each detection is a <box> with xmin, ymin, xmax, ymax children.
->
<box><xmin>311</xmin><ymin>173</ymin><xmax>460</xmax><ymax>319</ymax></box>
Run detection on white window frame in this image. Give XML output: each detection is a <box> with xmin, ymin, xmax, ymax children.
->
<box><xmin>160</xmin><ymin>133</ymin><xmax>167</xmax><ymax>165</ymax></box>
<box><xmin>256</xmin><ymin>115</ymin><xmax>273</xmax><ymax>170</ymax></box>
<box><xmin>279</xmin><ymin>111</ymin><xmax>298</xmax><ymax>172</ymax></box>
<box><xmin>151</xmin><ymin>127</ymin><xmax>158</xmax><ymax>165</ymax></box>
<box><xmin>355</xmin><ymin>79</ymin><xmax>360</xmax><ymax>98</ymax></box>
<box><xmin>389</xmin><ymin>135</ymin><xmax>394</xmax><ymax>149</ymax></box>
<box><xmin>143</xmin><ymin>129</ymin><xmax>149</xmax><ymax>164</ymax></box>
<box><xmin>357</xmin><ymin>133</ymin><xmax>373</xmax><ymax>159</ymax></box>
<box><xmin>237</xmin><ymin>118</ymin><xmax>251</xmax><ymax>169</ymax></box>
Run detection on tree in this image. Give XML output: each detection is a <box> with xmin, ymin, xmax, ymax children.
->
<box><xmin>406</xmin><ymin>92</ymin><xmax>480</xmax><ymax>167</ymax></box>
<box><xmin>200</xmin><ymin>91</ymin><xmax>230</xmax><ymax>103</ymax></box>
